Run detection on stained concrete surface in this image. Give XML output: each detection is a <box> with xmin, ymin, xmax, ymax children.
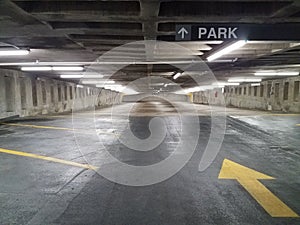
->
<box><xmin>0</xmin><ymin>102</ymin><xmax>299</xmax><ymax>225</ymax></box>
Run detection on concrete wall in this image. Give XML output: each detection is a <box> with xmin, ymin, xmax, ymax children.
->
<box><xmin>193</xmin><ymin>76</ymin><xmax>300</xmax><ymax>113</ymax></box>
<box><xmin>0</xmin><ymin>69</ymin><xmax>122</xmax><ymax>119</ymax></box>
<box><xmin>123</xmin><ymin>93</ymin><xmax>188</xmax><ymax>102</ymax></box>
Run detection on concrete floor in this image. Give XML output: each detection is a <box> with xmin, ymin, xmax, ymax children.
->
<box><xmin>0</xmin><ymin>102</ymin><xmax>299</xmax><ymax>225</ymax></box>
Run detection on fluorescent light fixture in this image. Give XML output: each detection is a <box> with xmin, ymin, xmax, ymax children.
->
<box><xmin>123</xmin><ymin>89</ymin><xmax>138</xmax><ymax>95</ymax></box>
<box><xmin>211</xmin><ymin>82</ymin><xmax>225</xmax><ymax>87</ymax></box>
<box><xmin>173</xmin><ymin>72</ymin><xmax>182</xmax><ymax>80</ymax></box>
<box><xmin>251</xmin><ymin>83</ymin><xmax>261</xmax><ymax>87</ymax></box>
<box><xmin>184</xmin><ymin>87</ymin><xmax>201</xmax><ymax>93</ymax></box>
<box><xmin>104</xmin><ymin>85</ymin><xmax>122</xmax><ymax>88</ymax></box>
<box><xmin>0</xmin><ymin>49</ymin><xmax>30</xmax><ymax>56</ymax></box>
<box><xmin>212</xmin><ymin>82</ymin><xmax>240</xmax><ymax>86</ymax></box>
<box><xmin>226</xmin><ymin>82</ymin><xmax>240</xmax><ymax>86</ymax></box>
<box><xmin>102</xmin><ymin>85</ymin><xmax>124</xmax><ymax>92</ymax></box>
<box><xmin>60</xmin><ymin>75</ymin><xmax>84</xmax><ymax>79</ymax></box>
<box><xmin>164</xmin><ymin>84</ymin><xmax>168</xmax><ymax>87</ymax></box>
<box><xmin>21</xmin><ymin>66</ymin><xmax>84</xmax><ymax>72</ymax></box>
<box><xmin>60</xmin><ymin>74</ymin><xmax>104</xmax><ymax>79</ymax></box>
<box><xmin>207</xmin><ymin>59</ymin><xmax>238</xmax><ymax>63</ymax></box>
<box><xmin>76</xmin><ymin>85</ymin><xmax>84</xmax><ymax>88</ymax></box>
<box><xmin>96</xmin><ymin>84</ymin><xmax>121</xmax><ymax>88</ymax></box>
<box><xmin>202</xmin><ymin>41</ymin><xmax>223</xmax><ymax>45</ymax></box>
<box><xmin>195</xmin><ymin>52</ymin><xmax>204</xmax><ymax>56</ymax></box>
<box><xmin>199</xmin><ymin>85</ymin><xmax>215</xmax><ymax>91</ymax></box>
<box><xmin>228</xmin><ymin>78</ymin><xmax>262</xmax><ymax>83</ymax></box>
<box><xmin>207</xmin><ymin>40</ymin><xmax>247</xmax><ymax>62</ymax></box>
<box><xmin>82</xmin><ymin>80</ymin><xmax>115</xmax><ymax>84</ymax></box>
<box><xmin>52</xmin><ymin>66</ymin><xmax>84</xmax><ymax>71</ymax></box>
<box><xmin>81</xmin><ymin>74</ymin><xmax>104</xmax><ymax>79</ymax></box>
<box><xmin>149</xmin><ymin>83</ymin><xmax>164</xmax><ymax>86</ymax></box>
<box><xmin>185</xmin><ymin>82</ymin><xmax>240</xmax><ymax>93</ymax></box>
<box><xmin>21</xmin><ymin>66</ymin><xmax>52</xmax><ymax>71</ymax></box>
<box><xmin>254</xmin><ymin>71</ymin><xmax>299</xmax><ymax>76</ymax></box>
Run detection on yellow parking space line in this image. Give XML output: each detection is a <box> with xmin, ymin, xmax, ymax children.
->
<box><xmin>267</xmin><ymin>114</ymin><xmax>300</xmax><ymax>117</ymax></box>
<box><xmin>0</xmin><ymin>147</ymin><xmax>98</xmax><ymax>170</ymax></box>
<box><xmin>296</xmin><ymin>124</ymin><xmax>300</xmax><ymax>126</ymax></box>
<box><xmin>47</xmin><ymin>115</ymin><xmax>91</xmax><ymax>118</ymax></box>
<box><xmin>233</xmin><ymin>114</ymin><xmax>300</xmax><ymax>118</ymax></box>
<box><xmin>1</xmin><ymin>122</ymin><xmax>73</xmax><ymax>131</ymax></box>
<box><xmin>0</xmin><ymin>122</ymin><xmax>119</xmax><ymax>136</ymax></box>
<box><xmin>46</xmin><ymin>115</ymin><xmax>71</xmax><ymax>118</ymax></box>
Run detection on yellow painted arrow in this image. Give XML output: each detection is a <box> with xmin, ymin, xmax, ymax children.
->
<box><xmin>218</xmin><ymin>159</ymin><xmax>299</xmax><ymax>217</ymax></box>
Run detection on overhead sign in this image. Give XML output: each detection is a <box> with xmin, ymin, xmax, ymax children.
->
<box><xmin>176</xmin><ymin>25</ymin><xmax>191</xmax><ymax>41</ymax></box>
<box><xmin>175</xmin><ymin>24</ymin><xmax>300</xmax><ymax>41</ymax></box>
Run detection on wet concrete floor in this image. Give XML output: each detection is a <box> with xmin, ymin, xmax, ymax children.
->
<box><xmin>0</xmin><ymin>102</ymin><xmax>299</xmax><ymax>225</ymax></box>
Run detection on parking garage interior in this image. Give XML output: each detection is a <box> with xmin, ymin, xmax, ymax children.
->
<box><xmin>0</xmin><ymin>1</ymin><xmax>300</xmax><ymax>225</ymax></box>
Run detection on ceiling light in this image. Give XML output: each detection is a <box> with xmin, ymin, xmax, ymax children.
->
<box><xmin>164</xmin><ymin>84</ymin><xmax>168</xmax><ymax>87</ymax></box>
<box><xmin>149</xmin><ymin>83</ymin><xmax>164</xmax><ymax>86</ymax></box>
<box><xmin>173</xmin><ymin>72</ymin><xmax>182</xmax><ymax>80</ymax></box>
<box><xmin>228</xmin><ymin>78</ymin><xmax>262</xmax><ymax>83</ymax></box>
<box><xmin>207</xmin><ymin>40</ymin><xmax>247</xmax><ymax>62</ymax></box>
<box><xmin>52</xmin><ymin>66</ymin><xmax>84</xmax><ymax>71</ymax></box>
<box><xmin>254</xmin><ymin>71</ymin><xmax>299</xmax><ymax>76</ymax></box>
<box><xmin>212</xmin><ymin>82</ymin><xmax>240</xmax><ymax>86</ymax></box>
<box><xmin>102</xmin><ymin>85</ymin><xmax>124</xmax><ymax>92</ymax></box>
<box><xmin>82</xmin><ymin>80</ymin><xmax>115</xmax><ymax>84</ymax></box>
<box><xmin>208</xmin><ymin>59</ymin><xmax>238</xmax><ymax>63</ymax></box>
<box><xmin>103</xmin><ymin>85</ymin><xmax>122</xmax><ymax>88</ymax></box>
<box><xmin>123</xmin><ymin>89</ymin><xmax>138</xmax><ymax>95</ymax></box>
<box><xmin>195</xmin><ymin>52</ymin><xmax>204</xmax><ymax>56</ymax></box>
<box><xmin>199</xmin><ymin>85</ymin><xmax>215</xmax><ymax>91</ymax></box>
<box><xmin>60</xmin><ymin>74</ymin><xmax>104</xmax><ymax>79</ymax></box>
<box><xmin>201</xmin><ymin>41</ymin><xmax>223</xmax><ymax>45</ymax></box>
<box><xmin>60</xmin><ymin>75</ymin><xmax>84</xmax><ymax>79</ymax></box>
<box><xmin>76</xmin><ymin>85</ymin><xmax>84</xmax><ymax>88</ymax></box>
<box><xmin>21</xmin><ymin>66</ymin><xmax>84</xmax><ymax>72</ymax></box>
<box><xmin>21</xmin><ymin>66</ymin><xmax>52</xmax><ymax>71</ymax></box>
<box><xmin>225</xmin><ymin>82</ymin><xmax>240</xmax><ymax>86</ymax></box>
<box><xmin>251</xmin><ymin>83</ymin><xmax>261</xmax><ymax>86</ymax></box>
<box><xmin>81</xmin><ymin>75</ymin><xmax>104</xmax><ymax>79</ymax></box>
<box><xmin>0</xmin><ymin>49</ymin><xmax>30</xmax><ymax>56</ymax></box>
<box><xmin>184</xmin><ymin>87</ymin><xmax>201</xmax><ymax>93</ymax></box>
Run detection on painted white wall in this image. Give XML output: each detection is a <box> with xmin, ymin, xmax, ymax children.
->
<box><xmin>0</xmin><ymin>69</ymin><xmax>122</xmax><ymax>119</ymax></box>
<box><xmin>193</xmin><ymin>76</ymin><xmax>300</xmax><ymax>113</ymax></box>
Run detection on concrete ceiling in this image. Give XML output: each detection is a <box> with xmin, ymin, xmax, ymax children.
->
<box><xmin>1</xmin><ymin>0</ymin><xmax>300</xmax><ymax>92</ymax></box>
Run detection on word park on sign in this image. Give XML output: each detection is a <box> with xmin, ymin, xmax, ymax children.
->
<box><xmin>175</xmin><ymin>24</ymin><xmax>300</xmax><ymax>41</ymax></box>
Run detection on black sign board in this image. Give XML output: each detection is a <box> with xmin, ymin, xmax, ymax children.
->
<box><xmin>175</xmin><ymin>24</ymin><xmax>300</xmax><ymax>41</ymax></box>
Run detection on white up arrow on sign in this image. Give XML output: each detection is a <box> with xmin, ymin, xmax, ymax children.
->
<box><xmin>178</xmin><ymin>27</ymin><xmax>188</xmax><ymax>39</ymax></box>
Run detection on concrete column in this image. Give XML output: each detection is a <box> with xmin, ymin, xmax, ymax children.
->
<box><xmin>14</xmin><ymin>72</ymin><xmax>22</xmax><ymax>115</ymax></box>
<box><xmin>0</xmin><ymin>74</ymin><xmax>5</xmax><ymax>114</ymax></box>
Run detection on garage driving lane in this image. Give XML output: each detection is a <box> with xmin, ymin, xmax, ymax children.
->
<box><xmin>0</xmin><ymin>103</ymin><xmax>299</xmax><ymax>225</ymax></box>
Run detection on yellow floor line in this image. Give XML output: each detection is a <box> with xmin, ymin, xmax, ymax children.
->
<box><xmin>267</xmin><ymin>114</ymin><xmax>300</xmax><ymax>117</ymax></box>
<box><xmin>0</xmin><ymin>147</ymin><xmax>98</xmax><ymax>170</ymax></box>
<box><xmin>1</xmin><ymin>122</ymin><xmax>73</xmax><ymax>130</ymax></box>
<box><xmin>45</xmin><ymin>115</ymin><xmax>71</xmax><ymax>118</ymax></box>
<box><xmin>231</xmin><ymin>114</ymin><xmax>300</xmax><ymax>118</ymax></box>
<box><xmin>296</xmin><ymin>124</ymin><xmax>300</xmax><ymax>126</ymax></box>
<box><xmin>0</xmin><ymin>122</ymin><xmax>118</xmax><ymax>136</ymax></box>
<box><xmin>46</xmin><ymin>114</ymin><xmax>112</xmax><ymax>118</ymax></box>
